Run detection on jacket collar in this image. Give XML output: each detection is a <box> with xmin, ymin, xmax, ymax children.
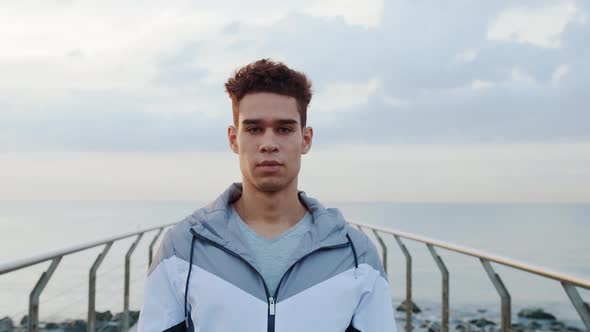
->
<box><xmin>188</xmin><ymin>182</ymin><xmax>350</xmax><ymax>263</ymax></box>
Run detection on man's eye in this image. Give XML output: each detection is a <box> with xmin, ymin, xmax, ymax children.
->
<box><xmin>247</xmin><ymin>128</ymin><xmax>261</xmax><ymax>134</ymax></box>
<box><xmin>278</xmin><ymin>127</ymin><xmax>292</xmax><ymax>133</ymax></box>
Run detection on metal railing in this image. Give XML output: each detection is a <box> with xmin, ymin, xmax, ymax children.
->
<box><xmin>2</xmin><ymin>220</ymin><xmax>589</xmax><ymax>332</ymax></box>
<box><xmin>349</xmin><ymin>220</ymin><xmax>590</xmax><ymax>332</ymax></box>
<box><xmin>0</xmin><ymin>223</ymin><xmax>175</xmax><ymax>332</ymax></box>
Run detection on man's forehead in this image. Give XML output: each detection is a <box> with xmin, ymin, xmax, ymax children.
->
<box><xmin>237</xmin><ymin>92</ymin><xmax>302</xmax><ymax>126</ymax></box>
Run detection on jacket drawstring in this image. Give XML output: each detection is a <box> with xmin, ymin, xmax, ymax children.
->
<box><xmin>184</xmin><ymin>234</ymin><xmax>196</xmax><ymax>328</ymax></box>
<box><xmin>346</xmin><ymin>234</ymin><xmax>359</xmax><ymax>279</ymax></box>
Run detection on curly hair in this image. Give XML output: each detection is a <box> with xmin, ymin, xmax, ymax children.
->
<box><xmin>224</xmin><ymin>59</ymin><xmax>313</xmax><ymax>127</ymax></box>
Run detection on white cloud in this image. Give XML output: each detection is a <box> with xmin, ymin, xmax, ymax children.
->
<box><xmin>382</xmin><ymin>95</ymin><xmax>409</xmax><ymax>108</ymax></box>
<box><xmin>0</xmin><ymin>0</ymin><xmax>385</xmax><ymax>113</ymax></box>
<box><xmin>551</xmin><ymin>64</ymin><xmax>570</xmax><ymax>84</ymax></box>
<box><xmin>310</xmin><ymin>78</ymin><xmax>380</xmax><ymax>113</ymax></box>
<box><xmin>1</xmin><ymin>0</ymin><xmax>589</xmax><ymax>157</ymax></box>
<box><xmin>0</xmin><ymin>1</ymin><xmax>229</xmax><ymax>107</ymax></box>
<box><xmin>455</xmin><ymin>49</ymin><xmax>478</xmax><ymax>63</ymax></box>
<box><xmin>459</xmin><ymin>67</ymin><xmax>536</xmax><ymax>92</ymax></box>
<box><xmin>300</xmin><ymin>0</ymin><xmax>384</xmax><ymax>28</ymax></box>
<box><xmin>487</xmin><ymin>3</ymin><xmax>579</xmax><ymax>48</ymax></box>
<box><xmin>470</xmin><ymin>79</ymin><xmax>494</xmax><ymax>90</ymax></box>
<box><xmin>510</xmin><ymin>67</ymin><xmax>536</xmax><ymax>84</ymax></box>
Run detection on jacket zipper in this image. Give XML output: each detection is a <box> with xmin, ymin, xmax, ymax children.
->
<box><xmin>190</xmin><ymin>229</ymin><xmax>350</xmax><ymax>332</ymax></box>
<box><xmin>190</xmin><ymin>230</ymin><xmax>274</xmax><ymax>331</ymax></box>
<box><xmin>268</xmin><ymin>242</ymin><xmax>350</xmax><ymax>332</ymax></box>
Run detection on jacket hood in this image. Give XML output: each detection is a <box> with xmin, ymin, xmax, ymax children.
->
<box><xmin>187</xmin><ymin>182</ymin><xmax>352</xmax><ymax>266</ymax></box>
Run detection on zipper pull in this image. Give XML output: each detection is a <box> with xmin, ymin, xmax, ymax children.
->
<box><xmin>269</xmin><ymin>297</ymin><xmax>276</xmax><ymax>315</ymax></box>
<box><xmin>185</xmin><ymin>304</ymin><xmax>191</xmax><ymax>328</ymax></box>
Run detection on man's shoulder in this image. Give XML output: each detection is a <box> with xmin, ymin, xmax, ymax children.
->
<box><xmin>341</xmin><ymin>222</ymin><xmax>370</xmax><ymax>253</ymax></box>
<box><xmin>166</xmin><ymin>214</ymin><xmax>196</xmax><ymax>241</ymax></box>
<box><xmin>341</xmin><ymin>221</ymin><xmax>386</xmax><ymax>278</ymax></box>
<box><xmin>148</xmin><ymin>206</ymin><xmax>207</xmax><ymax>271</ymax></box>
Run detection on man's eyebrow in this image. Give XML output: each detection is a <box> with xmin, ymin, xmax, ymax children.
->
<box><xmin>275</xmin><ymin>119</ymin><xmax>298</xmax><ymax>125</ymax></box>
<box><xmin>241</xmin><ymin>119</ymin><xmax>263</xmax><ymax>126</ymax></box>
<box><xmin>241</xmin><ymin>119</ymin><xmax>299</xmax><ymax>126</ymax></box>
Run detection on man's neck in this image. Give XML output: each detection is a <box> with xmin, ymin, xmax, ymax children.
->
<box><xmin>232</xmin><ymin>179</ymin><xmax>308</xmax><ymax>239</ymax></box>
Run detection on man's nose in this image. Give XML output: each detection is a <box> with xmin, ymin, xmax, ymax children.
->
<box><xmin>259</xmin><ymin>131</ymin><xmax>279</xmax><ymax>153</ymax></box>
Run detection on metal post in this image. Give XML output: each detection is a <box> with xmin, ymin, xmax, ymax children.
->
<box><xmin>148</xmin><ymin>228</ymin><xmax>164</xmax><ymax>269</ymax></box>
<box><xmin>123</xmin><ymin>233</ymin><xmax>143</xmax><ymax>331</ymax></box>
<box><xmin>29</xmin><ymin>257</ymin><xmax>61</xmax><ymax>332</ymax></box>
<box><xmin>427</xmin><ymin>244</ymin><xmax>449</xmax><ymax>332</ymax></box>
<box><xmin>394</xmin><ymin>235</ymin><xmax>412</xmax><ymax>332</ymax></box>
<box><xmin>481</xmin><ymin>259</ymin><xmax>511</xmax><ymax>332</ymax></box>
<box><xmin>562</xmin><ymin>282</ymin><xmax>590</xmax><ymax>330</ymax></box>
<box><xmin>371</xmin><ymin>229</ymin><xmax>388</xmax><ymax>274</ymax></box>
<box><xmin>88</xmin><ymin>242</ymin><xmax>113</xmax><ymax>332</ymax></box>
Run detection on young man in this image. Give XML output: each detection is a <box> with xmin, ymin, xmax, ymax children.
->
<box><xmin>138</xmin><ymin>59</ymin><xmax>396</xmax><ymax>331</ymax></box>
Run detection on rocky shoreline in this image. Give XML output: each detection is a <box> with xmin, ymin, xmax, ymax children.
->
<box><xmin>0</xmin><ymin>304</ymin><xmax>587</xmax><ymax>332</ymax></box>
<box><xmin>394</xmin><ymin>301</ymin><xmax>587</xmax><ymax>332</ymax></box>
<box><xmin>0</xmin><ymin>310</ymin><xmax>139</xmax><ymax>332</ymax></box>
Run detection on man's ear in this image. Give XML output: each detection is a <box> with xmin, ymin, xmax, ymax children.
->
<box><xmin>301</xmin><ymin>126</ymin><xmax>313</xmax><ymax>154</ymax></box>
<box><xmin>228</xmin><ymin>125</ymin><xmax>239</xmax><ymax>154</ymax></box>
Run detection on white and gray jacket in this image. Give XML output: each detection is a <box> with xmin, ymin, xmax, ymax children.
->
<box><xmin>138</xmin><ymin>183</ymin><xmax>396</xmax><ymax>332</ymax></box>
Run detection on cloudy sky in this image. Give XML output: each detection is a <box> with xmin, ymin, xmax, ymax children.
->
<box><xmin>1</xmin><ymin>0</ymin><xmax>589</xmax><ymax>202</ymax></box>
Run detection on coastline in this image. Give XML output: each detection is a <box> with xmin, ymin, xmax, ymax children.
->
<box><xmin>1</xmin><ymin>303</ymin><xmax>587</xmax><ymax>332</ymax></box>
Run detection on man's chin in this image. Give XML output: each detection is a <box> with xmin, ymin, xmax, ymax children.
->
<box><xmin>254</xmin><ymin>179</ymin><xmax>286</xmax><ymax>193</ymax></box>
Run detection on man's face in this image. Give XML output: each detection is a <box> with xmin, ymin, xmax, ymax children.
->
<box><xmin>228</xmin><ymin>92</ymin><xmax>313</xmax><ymax>193</ymax></box>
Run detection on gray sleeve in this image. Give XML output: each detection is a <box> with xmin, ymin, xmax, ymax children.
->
<box><xmin>345</xmin><ymin>224</ymin><xmax>388</xmax><ymax>280</ymax></box>
<box><xmin>147</xmin><ymin>229</ymin><xmax>177</xmax><ymax>277</ymax></box>
<box><xmin>139</xmin><ymin>229</ymin><xmax>186</xmax><ymax>331</ymax></box>
<box><xmin>348</xmin><ymin>226</ymin><xmax>397</xmax><ymax>331</ymax></box>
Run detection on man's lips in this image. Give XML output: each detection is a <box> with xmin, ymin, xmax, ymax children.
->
<box><xmin>257</xmin><ymin>161</ymin><xmax>282</xmax><ymax>172</ymax></box>
<box><xmin>258</xmin><ymin>161</ymin><xmax>282</xmax><ymax>166</ymax></box>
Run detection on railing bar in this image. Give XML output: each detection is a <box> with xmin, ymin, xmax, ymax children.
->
<box><xmin>427</xmin><ymin>244</ymin><xmax>449</xmax><ymax>332</ymax></box>
<box><xmin>148</xmin><ymin>228</ymin><xmax>165</xmax><ymax>269</ymax></box>
<box><xmin>123</xmin><ymin>233</ymin><xmax>144</xmax><ymax>332</ymax></box>
<box><xmin>88</xmin><ymin>242</ymin><xmax>113</xmax><ymax>332</ymax></box>
<box><xmin>349</xmin><ymin>220</ymin><xmax>590</xmax><ymax>290</ymax></box>
<box><xmin>0</xmin><ymin>223</ymin><xmax>176</xmax><ymax>275</ymax></box>
<box><xmin>562</xmin><ymin>282</ymin><xmax>590</xmax><ymax>330</ymax></box>
<box><xmin>394</xmin><ymin>235</ymin><xmax>413</xmax><ymax>332</ymax></box>
<box><xmin>481</xmin><ymin>259</ymin><xmax>511</xmax><ymax>332</ymax></box>
<box><xmin>371</xmin><ymin>229</ymin><xmax>388</xmax><ymax>275</ymax></box>
<box><xmin>28</xmin><ymin>257</ymin><xmax>62</xmax><ymax>332</ymax></box>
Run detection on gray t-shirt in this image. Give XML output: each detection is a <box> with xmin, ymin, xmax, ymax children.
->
<box><xmin>229</xmin><ymin>206</ymin><xmax>313</xmax><ymax>295</ymax></box>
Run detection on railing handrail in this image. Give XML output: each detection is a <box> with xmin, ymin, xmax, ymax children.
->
<box><xmin>349</xmin><ymin>220</ymin><xmax>590</xmax><ymax>290</ymax></box>
<box><xmin>0</xmin><ymin>222</ymin><xmax>176</xmax><ymax>276</ymax></box>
